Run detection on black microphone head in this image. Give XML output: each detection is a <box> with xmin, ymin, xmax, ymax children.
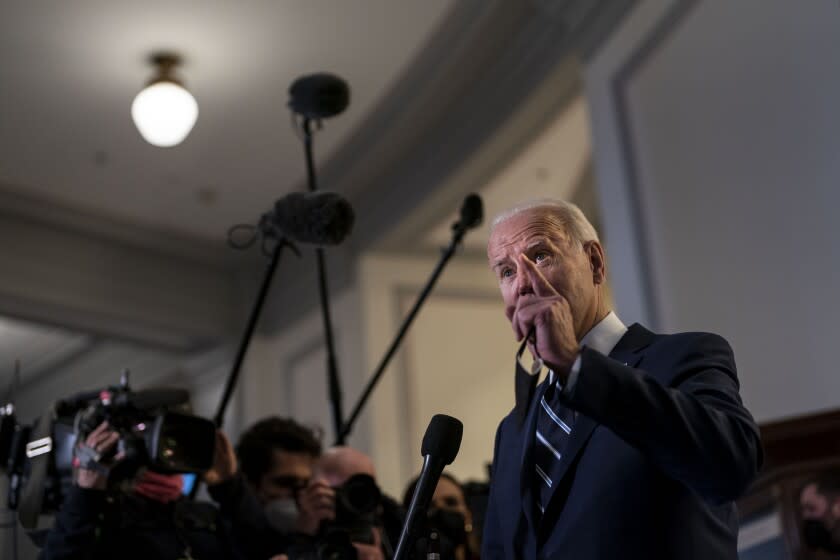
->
<box><xmin>273</xmin><ymin>191</ymin><xmax>355</xmax><ymax>245</ymax></box>
<box><xmin>421</xmin><ymin>414</ymin><xmax>463</xmax><ymax>465</ymax></box>
<box><xmin>459</xmin><ymin>193</ymin><xmax>483</xmax><ymax>230</ymax></box>
<box><xmin>288</xmin><ymin>73</ymin><xmax>350</xmax><ymax>119</ymax></box>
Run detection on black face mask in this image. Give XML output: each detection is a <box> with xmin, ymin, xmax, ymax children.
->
<box><xmin>427</xmin><ymin>508</ymin><xmax>467</xmax><ymax>547</ymax></box>
<box><xmin>803</xmin><ymin>519</ymin><xmax>840</xmax><ymax>553</ymax></box>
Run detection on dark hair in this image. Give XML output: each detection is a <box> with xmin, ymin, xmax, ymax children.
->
<box><xmin>402</xmin><ymin>471</ymin><xmax>461</xmax><ymax>509</ymax></box>
<box><xmin>803</xmin><ymin>469</ymin><xmax>840</xmax><ymax>498</ymax></box>
<box><xmin>236</xmin><ymin>416</ymin><xmax>323</xmax><ymax>485</ymax></box>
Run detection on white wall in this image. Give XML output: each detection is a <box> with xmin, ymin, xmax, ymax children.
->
<box><xmin>585</xmin><ymin>0</ymin><xmax>840</xmax><ymax>422</ymax></box>
<box><xmin>359</xmin><ymin>253</ymin><xmax>515</xmax><ymax>496</ymax></box>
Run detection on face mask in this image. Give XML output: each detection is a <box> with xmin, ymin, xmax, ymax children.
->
<box><xmin>427</xmin><ymin>508</ymin><xmax>467</xmax><ymax>547</ymax></box>
<box><xmin>264</xmin><ymin>497</ymin><xmax>299</xmax><ymax>534</ymax></box>
<box><xmin>803</xmin><ymin>519</ymin><xmax>840</xmax><ymax>552</ymax></box>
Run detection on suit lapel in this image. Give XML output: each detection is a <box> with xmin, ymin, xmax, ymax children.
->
<box><xmin>608</xmin><ymin>323</ymin><xmax>654</xmax><ymax>368</ymax></box>
<box><xmin>539</xmin><ymin>324</ymin><xmax>655</xmax><ymax>527</ymax></box>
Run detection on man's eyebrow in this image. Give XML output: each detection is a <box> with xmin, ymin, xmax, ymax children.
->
<box><xmin>525</xmin><ymin>238</ymin><xmax>552</xmax><ymax>250</ymax></box>
<box><xmin>491</xmin><ymin>258</ymin><xmax>509</xmax><ymax>270</ymax></box>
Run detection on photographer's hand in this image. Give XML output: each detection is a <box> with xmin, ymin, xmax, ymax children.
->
<box><xmin>75</xmin><ymin>421</ymin><xmax>120</xmax><ymax>490</ymax></box>
<box><xmin>295</xmin><ymin>477</ymin><xmax>335</xmax><ymax>535</ymax></box>
<box><xmin>353</xmin><ymin>527</ymin><xmax>385</xmax><ymax>560</ymax></box>
<box><xmin>204</xmin><ymin>430</ymin><xmax>237</xmax><ymax>486</ymax></box>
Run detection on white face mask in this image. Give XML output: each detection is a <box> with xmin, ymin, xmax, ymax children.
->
<box><xmin>264</xmin><ymin>497</ymin><xmax>299</xmax><ymax>533</ymax></box>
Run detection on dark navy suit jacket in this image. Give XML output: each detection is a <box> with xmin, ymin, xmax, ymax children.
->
<box><xmin>482</xmin><ymin>324</ymin><xmax>762</xmax><ymax>560</ymax></box>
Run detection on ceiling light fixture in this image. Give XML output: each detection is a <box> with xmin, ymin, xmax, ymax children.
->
<box><xmin>131</xmin><ymin>53</ymin><xmax>198</xmax><ymax>148</ymax></box>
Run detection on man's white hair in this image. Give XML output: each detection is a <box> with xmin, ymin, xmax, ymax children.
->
<box><xmin>490</xmin><ymin>198</ymin><xmax>600</xmax><ymax>249</ymax></box>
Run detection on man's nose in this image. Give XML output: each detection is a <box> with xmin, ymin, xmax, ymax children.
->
<box><xmin>516</xmin><ymin>270</ymin><xmax>533</xmax><ymax>296</ymax></box>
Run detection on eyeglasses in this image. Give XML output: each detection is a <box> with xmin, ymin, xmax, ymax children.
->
<box><xmin>269</xmin><ymin>475</ymin><xmax>310</xmax><ymax>493</ymax></box>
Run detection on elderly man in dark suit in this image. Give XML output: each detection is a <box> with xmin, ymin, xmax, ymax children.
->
<box><xmin>481</xmin><ymin>199</ymin><xmax>762</xmax><ymax>559</ymax></box>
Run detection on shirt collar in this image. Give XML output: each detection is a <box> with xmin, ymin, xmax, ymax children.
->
<box><xmin>580</xmin><ymin>311</ymin><xmax>627</xmax><ymax>356</ymax></box>
<box><xmin>545</xmin><ymin>311</ymin><xmax>628</xmax><ymax>386</ymax></box>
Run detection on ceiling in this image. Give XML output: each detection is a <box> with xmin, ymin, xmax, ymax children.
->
<box><xmin>0</xmin><ymin>0</ymin><xmax>455</xmax><ymax>241</ymax></box>
<box><xmin>0</xmin><ymin>316</ymin><xmax>91</xmax><ymax>395</ymax></box>
<box><xmin>425</xmin><ymin>95</ymin><xmax>592</xmax><ymax>253</ymax></box>
<box><xmin>0</xmin><ymin>1</ymin><xmax>633</xmax><ymax>416</ymax></box>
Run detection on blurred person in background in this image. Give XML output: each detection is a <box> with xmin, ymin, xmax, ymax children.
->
<box><xmin>402</xmin><ymin>472</ymin><xmax>479</xmax><ymax>560</ymax></box>
<box><xmin>205</xmin><ymin>416</ymin><xmax>326</xmax><ymax>558</ymax></box>
<box><xmin>800</xmin><ymin>471</ymin><xmax>840</xmax><ymax>555</ymax></box>
<box><xmin>208</xmin><ymin>435</ymin><xmax>400</xmax><ymax>560</ymax></box>
<box><xmin>304</xmin><ymin>445</ymin><xmax>405</xmax><ymax>560</ymax></box>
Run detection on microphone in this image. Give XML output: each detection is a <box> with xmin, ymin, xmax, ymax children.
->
<box><xmin>394</xmin><ymin>414</ymin><xmax>464</xmax><ymax>560</ymax></box>
<box><xmin>452</xmin><ymin>193</ymin><xmax>483</xmax><ymax>234</ymax></box>
<box><xmin>288</xmin><ymin>73</ymin><xmax>350</xmax><ymax>119</ymax></box>
<box><xmin>270</xmin><ymin>191</ymin><xmax>355</xmax><ymax>246</ymax></box>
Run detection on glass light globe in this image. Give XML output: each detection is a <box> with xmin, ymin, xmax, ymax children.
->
<box><xmin>131</xmin><ymin>81</ymin><xmax>198</xmax><ymax>147</ymax></box>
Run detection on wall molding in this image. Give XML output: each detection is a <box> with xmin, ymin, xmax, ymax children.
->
<box><xmin>392</xmin><ymin>283</ymin><xmax>502</xmax><ymax>484</ymax></box>
<box><xmin>609</xmin><ymin>0</ymin><xmax>698</xmax><ymax>329</ymax></box>
<box><xmin>0</xmin><ymin>199</ymin><xmax>237</xmax><ymax>351</ymax></box>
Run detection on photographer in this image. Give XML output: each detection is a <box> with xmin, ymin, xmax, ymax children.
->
<box><xmin>40</xmin><ymin>421</ymin><xmax>244</xmax><ymax>560</ymax></box>
<box><xmin>208</xmin><ymin>426</ymin><xmax>399</xmax><ymax>560</ymax></box>
<box><xmin>309</xmin><ymin>446</ymin><xmax>405</xmax><ymax>560</ymax></box>
<box><xmin>205</xmin><ymin>417</ymin><xmax>328</xmax><ymax>558</ymax></box>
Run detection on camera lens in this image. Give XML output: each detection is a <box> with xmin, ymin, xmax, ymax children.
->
<box><xmin>338</xmin><ymin>473</ymin><xmax>381</xmax><ymax>516</ymax></box>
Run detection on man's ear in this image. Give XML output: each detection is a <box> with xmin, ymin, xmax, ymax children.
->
<box><xmin>586</xmin><ymin>241</ymin><xmax>606</xmax><ymax>284</ymax></box>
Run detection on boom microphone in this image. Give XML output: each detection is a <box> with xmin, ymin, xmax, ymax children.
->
<box><xmin>457</xmin><ymin>193</ymin><xmax>483</xmax><ymax>231</ymax></box>
<box><xmin>288</xmin><ymin>73</ymin><xmax>350</xmax><ymax>119</ymax></box>
<box><xmin>271</xmin><ymin>191</ymin><xmax>355</xmax><ymax>246</ymax></box>
<box><xmin>394</xmin><ymin>414</ymin><xmax>464</xmax><ymax>560</ymax></box>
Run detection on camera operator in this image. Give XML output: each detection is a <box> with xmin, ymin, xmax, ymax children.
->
<box><xmin>40</xmin><ymin>421</ymin><xmax>244</xmax><ymax>560</ymax></box>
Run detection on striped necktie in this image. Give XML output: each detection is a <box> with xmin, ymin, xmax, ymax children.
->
<box><xmin>533</xmin><ymin>379</ymin><xmax>575</xmax><ymax>514</ymax></box>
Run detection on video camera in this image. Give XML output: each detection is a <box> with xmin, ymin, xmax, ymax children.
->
<box><xmin>0</xmin><ymin>372</ymin><xmax>216</xmax><ymax>529</ymax></box>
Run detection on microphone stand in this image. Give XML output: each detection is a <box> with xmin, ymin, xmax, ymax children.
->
<box><xmin>190</xmin><ymin>236</ymin><xmax>297</xmax><ymax>500</ymax></box>
<box><xmin>336</xmin><ymin>218</ymin><xmax>473</xmax><ymax>444</ymax></box>
<box><xmin>213</xmin><ymin>238</ymin><xmax>298</xmax><ymax>428</ymax></box>
<box><xmin>301</xmin><ymin>117</ymin><xmax>345</xmax><ymax>443</ymax></box>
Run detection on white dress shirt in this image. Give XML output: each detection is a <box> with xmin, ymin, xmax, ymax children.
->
<box><xmin>552</xmin><ymin>310</ymin><xmax>628</xmax><ymax>393</ymax></box>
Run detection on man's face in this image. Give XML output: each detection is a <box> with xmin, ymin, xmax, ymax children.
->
<box><xmin>255</xmin><ymin>449</ymin><xmax>315</xmax><ymax>504</ymax></box>
<box><xmin>801</xmin><ymin>483</ymin><xmax>830</xmax><ymax>520</ymax></box>
<box><xmin>487</xmin><ymin>208</ymin><xmax>603</xmax><ymax>340</ymax></box>
<box><xmin>314</xmin><ymin>446</ymin><xmax>376</xmax><ymax>487</ymax></box>
<box><xmin>431</xmin><ymin>477</ymin><xmax>471</xmax><ymax>523</ymax></box>
<box><xmin>800</xmin><ymin>483</ymin><xmax>840</xmax><ymax>551</ymax></box>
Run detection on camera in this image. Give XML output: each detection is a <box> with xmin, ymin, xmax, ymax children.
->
<box><xmin>286</xmin><ymin>473</ymin><xmax>384</xmax><ymax>560</ymax></box>
<box><xmin>328</xmin><ymin>472</ymin><xmax>382</xmax><ymax>544</ymax></box>
<box><xmin>0</xmin><ymin>372</ymin><xmax>216</xmax><ymax>529</ymax></box>
<box><xmin>72</xmin><ymin>384</ymin><xmax>215</xmax><ymax>479</ymax></box>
